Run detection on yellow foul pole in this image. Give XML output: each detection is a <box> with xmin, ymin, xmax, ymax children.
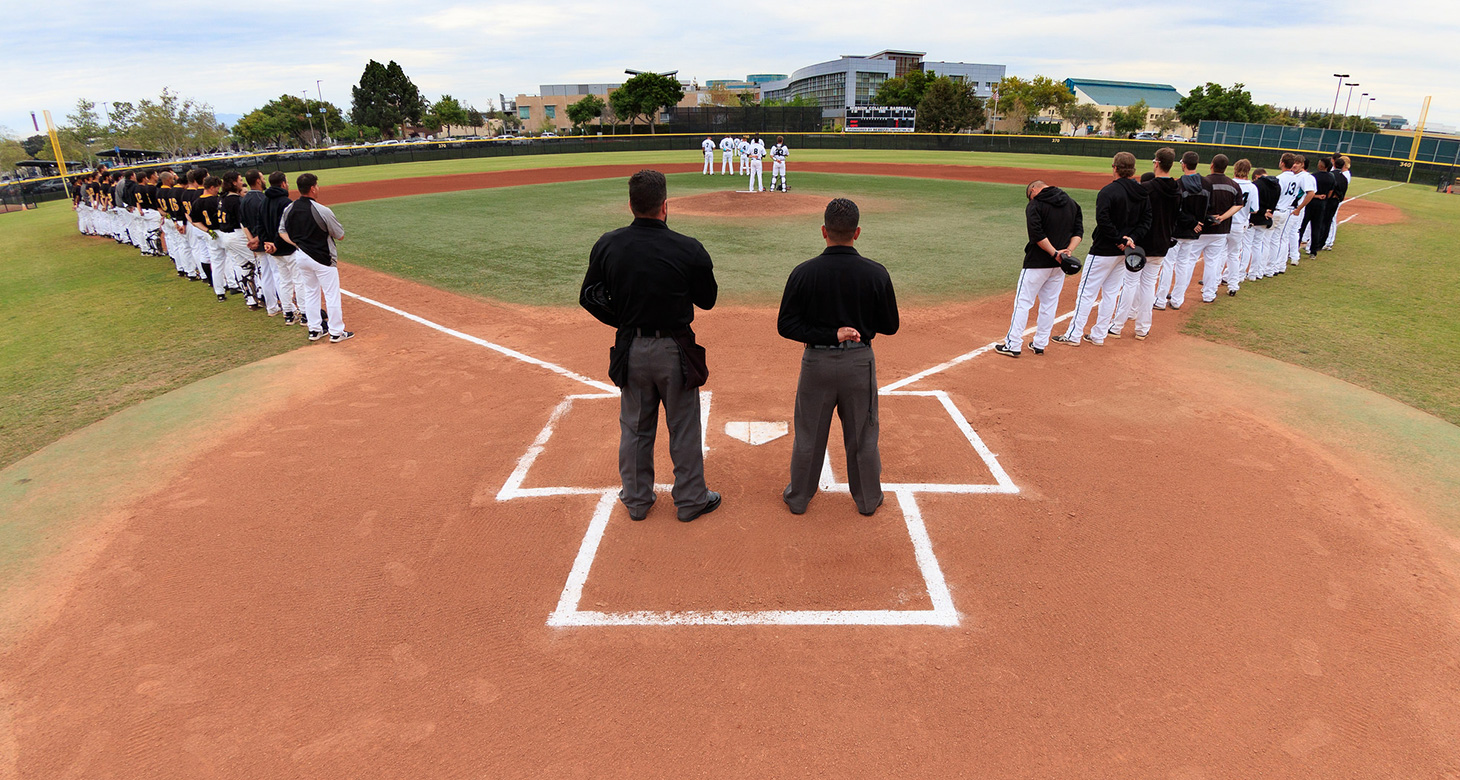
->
<box><xmin>1406</xmin><ymin>96</ymin><xmax>1432</xmax><ymax>184</ymax></box>
<box><xmin>42</xmin><ymin>110</ymin><xmax>71</xmax><ymax>200</ymax></box>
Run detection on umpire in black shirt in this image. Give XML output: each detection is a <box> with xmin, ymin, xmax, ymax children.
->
<box><xmin>778</xmin><ymin>198</ymin><xmax>899</xmax><ymax>516</ymax></box>
<box><xmin>580</xmin><ymin>170</ymin><xmax>722</xmax><ymax>523</ymax></box>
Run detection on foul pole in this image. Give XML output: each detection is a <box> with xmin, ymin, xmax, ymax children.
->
<box><xmin>42</xmin><ymin>110</ymin><xmax>71</xmax><ymax>200</ymax></box>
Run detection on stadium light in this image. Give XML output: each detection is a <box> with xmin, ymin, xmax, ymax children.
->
<box><xmin>1342</xmin><ymin>83</ymin><xmax>1360</xmax><ymax>127</ymax></box>
<box><xmin>1329</xmin><ymin>74</ymin><xmax>1349</xmax><ymax>129</ymax></box>
<box><xmin>302</xmin><ymin>90</ymin><xmax>316</xmax><ymax>147</ymax></box>
<box><xmin>317</xmin><ymin>80</ymin><xmax>330</xmax><ymax>143</ymax></box>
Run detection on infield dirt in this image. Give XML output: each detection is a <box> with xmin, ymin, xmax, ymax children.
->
<box><xmin>0</xmin><ymin>165</ymin><xmax>1452</xmax><ymax>778</ymax></box>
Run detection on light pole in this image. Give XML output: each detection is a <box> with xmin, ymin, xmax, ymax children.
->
<box><xmin>302</xmin><ymin>90</ymin><xmax>316</xmax><ymax>147</ymax></box>
<box><xmin>1341</xmin><ymin>82</ymin><xmax>1359</xmax><ymax>128</ymax></box>
<box><xmin>316</xmin><ymin>80</ymin><xmax>330</xmax><ymax>144</ymax></box>
<box><xmin>1328</xmin><ymin>73</ymin><xmax>1348</xmax><ymax>128</ymax></box>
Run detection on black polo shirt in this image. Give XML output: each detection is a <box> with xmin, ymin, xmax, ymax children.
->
<box><xmin>580</xmin><ymin>217</ymin><xmax>717</xmax><ymax>330</ymax></box>
<box><xmin>777</xmin><ymin>245</ymin><xmax>899</xmax><ymax>346</ymax></box>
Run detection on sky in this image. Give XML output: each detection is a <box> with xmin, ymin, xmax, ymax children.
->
<box><xmin>4</xmin><ymin>0</ymin><xmax>1458</xmax><ymax>138</ymax></box>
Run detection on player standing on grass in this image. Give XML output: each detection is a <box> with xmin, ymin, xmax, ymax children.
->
<box><xmin>262</xmin><ymin>172</ymin><xmax>304</xmax><ymax>325</ymax></box>
<box><xmin>778</xmin><ymin>198</ymin><xmax>899</xmax><ymax>516</ymax></box>
<box><xmin>189</xmin><ymin>176</ymin><xmax>228</xmax><ymax>302</ymax></box>
<box><xmin>1154</xmin><ymin>151</ymin><xmax>1206</xmax><ymax>310</ymax></box>
<box><xmin>719</xmin><ymin>135</ymin><xmax>735</xmax><ymax>174</ymax></box>
<box><xmin>1195</xmin><ymin>155</ymin><xmax>1245</xmax><ymax>303</ymax></box>
<box><xmin>279</xmin><ymin>173</ymin><xmax>352</xmax><ymax>343</ymax></box>
<box><xmin>1054</xmin><ymin>152</ymin><xmax>1149</xmax><ymax>347</ymax></box>
<box><xmin>770</xmin><ymin>136</ymin><xmax>790</xmax><ymax>192</ymax></box>
<box><xmin>996</xmin><ymin>180</ymin><xmax>1082</xmax><ymax>357</ymax></box>
<box><xmin>579</xmin><ymin>170</ymin><xmax>721</xmax><ymax>523</ymax></box>
<box><xmin>240</xmin><ymin>170</ymin><xmax>282</xmax><ymax>317</ymax></box>
<box><xmin>701</xmin><ymin>136</ymin><xmax>716</xmax><ymax>175</ymax></box>
<box><xmin>1324</xmin><ymin>156</ymin><xmax>1350</xmax><ymax>249</ymax></box>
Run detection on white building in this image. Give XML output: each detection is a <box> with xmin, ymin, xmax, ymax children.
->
<box><xmin>760</xmin><ymin>49</ymin><xmax>1004</xmax><ymax>122</ymax></box>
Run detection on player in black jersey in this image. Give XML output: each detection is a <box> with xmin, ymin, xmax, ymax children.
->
<box><xmin>218</xmin><ymin>172</ymin><xmax>259</xmax><ymax>308</ymax></box>
<box><xmin>189</xmin><ymin>175</ymin><xmax>228</xmax><ymax>299</ymax></box>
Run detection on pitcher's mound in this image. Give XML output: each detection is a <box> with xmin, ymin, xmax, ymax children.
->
<box><xmin>669</xmin><ymin>191</ymin><xmax>831</xmax><ymax>218</ymax></box>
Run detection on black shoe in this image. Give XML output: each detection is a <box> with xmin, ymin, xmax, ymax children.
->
<box><xmin>993</xmin><ymin>343</ymin><xmax>1020</xmax><ymax>358</ymax></box>
<box><xmin>307</xmin><ymin>330</ymin><xmax>324</xmax><ymax>341</ymax></box>
<box><xmin>217</xmin><ymin>294</ymin><xmax>227</xmax><ymax>302</ymax></box>
<box><xmin>329</xmin><ymin>331</ymin><xmax>354</xmax><ymax>343</ymax></box>
<box><xmin>681</xmin><ymin>491</ymin><xmax>722</xmax><ymax>522</ymax></box>
<box><xmin>283</xmin><ymin>312</ymin><xmax>295</xmax><ymax>325</ymax></box>
<box><xmin>629</xmin><ymin>510</ymin><xmax>648</xmax><ymax>521</ymax></box>
<box><xmin>1228</xmin><ymin>289</ymin><xmax>1237</xmax><ymax>297</ymax></box>
<box><xmin>859</xmin><ymin>496</ymin><xmax>885</xmax><ymax>517</ymax></box>
<box><xmin>1032</xmin><ymin>346</ymin><xmax>1045</xmax><ymax>355</ymax></box>
<box><xmin>1051</xmin><ymin>334</ymin><xmax>1079</xmax><ymax>346</ymax></box>
<box><xmin>176</xmin><ymin>270</ymin><xmax>186</xmax><ymax>278</ymax></box>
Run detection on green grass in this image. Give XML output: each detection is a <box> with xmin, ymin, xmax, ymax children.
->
<box><xmin>0</xmin><ymin>206</ymin><xmax>303</xmax><ymax>469</ymax></box>
<box><xmin>1184</xmin><ymin>183</ymin><xmax>1460</xmax><ymax>426</ymax></box>
<box><xmin>311</xmin><ymin>148</ymin><xmax>1120</xmax><ymax>187</ymax></box>
<box><xmin>334</xmin><ymin>172</ymin><xmax>1094</xmax><ymax>306</ymax></box>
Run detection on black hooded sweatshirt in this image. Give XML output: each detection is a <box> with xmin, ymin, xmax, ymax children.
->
<box><xmin>261</xmin><ymin>186</ymin><xmax>297</xmax><ymax>256</ymax></box>
<box><xmin>1138</xmin><ymin>176</ymin><xmax>1179</xmax><ymax>256</ymax></box>
<box><xmin>1090</xmin><ymin>176</ymin><xmax>1151</xmax><ymax>257</ymax></box>
<box><xmin>1023</xmin><ymin>186</ymin><xmax>1084</xmax><ymax>268</ymax></box>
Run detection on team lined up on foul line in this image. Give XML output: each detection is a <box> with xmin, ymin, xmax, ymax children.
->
<box><xmin>72</xmin><ymin>165</ymin><xmax>355</xmax><ymax>343</ymax></box>
<box><xmin>997</xmin><ymin>148</ymin><xmax>1353</xmax><ymax>356</ymax></box>
<box><xmin>700</xmin><ymin>134</ymin><xmax>791</xmax><ymax>192</ymax></box>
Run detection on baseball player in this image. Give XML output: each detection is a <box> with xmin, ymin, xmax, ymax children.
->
<box><xmin>747</xmin><ymin>134</ymin><xmax>766</xmax><ymax>192</ymax></box>
<box><xmin>1153</xmin><ymin>151</ymin><xmax>1206</xmax><ymax>310</ymax></box>
<box><xmin>1266</xmin><ymin>153</ymin><xmax>1310</xmax><ymax>276</ymax></box>
<box><xmin>1299</xmin><ymin>157</ymin><xmax>1336</xmax><ymax>258</ymax></box>
<box><xmin>769</xmin><ymin>136</ymin><xmax>790</xmax><ymax>192</ymax></box>
<box><xmin>738</xmin><ymin>136</ymin><xmax>750</xmax><ymax>175</ymax></box>
<box><xmin>1284</xmin><ymin>155</ymin><xmax>1317</xmax><ymax>266</ymax></box>
<box><xmin>1243</xmin><ymin>167</ymin><xmax>1280</xmax><ymax>281</ymax></box>
<box><xmin>778</xmin><ymin>198</ymin><xmax>899</xmax><ymax>516</ymax></box>
<box><xmin>1109</xmin><ymin>150</ymin><xmax>1178</xmax><ymax>340</ymax></box>
<box><xmin>188</xmin><ymin>175</ymin><xmax>230</xmax><ymax>301</ymax></box>
<box><xmin>1053</xmin><ymin>152</ymin><xmax>1149</xmax><ymax>347</ymax></box>
<box><xmin>996</xmin><ymin>180</ymin><xmax>1083</xmax><ymax>357</ymax></box>
<box><xmin>719</xmin><ymin>135</ymin><xmax>735</xmax><ymax>174</ymax></box>
<box><xmin>240</xmin><ymin>170</ymin><xmax>282</xmax><ymax>316</ymax></box>
<box><xmin>278</xmin><ymin>173</ymin><xmax>353</xmax><ymax>343</ymax></box>
<box><xmin>1222</xmin><ymin>159</ymin><xmax>1260</xmax><ymax>296</ymax></box>
<box><xmin>701</xmin><ymin>136</ymin><xmax>715</xmax><ymax>175</ymax></box>
<box><xmin>218</xmin><ymin>173</ymin><xmax>260</xmax><ymax>308</ymax></box>
<box><xmin>1195</xmin><ymin>155</ymin><xmax>1246</xmax><ymax>303</ymax></box>
<box><xmin>262</xmin><ymin>171</ymin><xmax>305</xmax><ymax>325</ymax></box>
<box><xmin>1324</xmin><ymin>155</ymin><xmax>1351</xmax><ymax>249</ymax></box>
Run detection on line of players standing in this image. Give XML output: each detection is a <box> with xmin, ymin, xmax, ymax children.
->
<box><xmin>701</xmin><ymin>134</ymin><xmax>790</xmax><ymax>192</ymax></box>
<box><xmin>72</xmin><ymin>165</ymin><xmax>316</xmax><ymax>327</ymax></box>
<box><xmin>1001</xmin><ymin>148</ymin><xmax>1353</xmax><ymax>355</ymax></box>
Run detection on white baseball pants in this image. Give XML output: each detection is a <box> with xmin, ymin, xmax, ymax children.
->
<box><xmin>703</xmin><ymin>152</ymin><xmax>714</xmax><ymax>174</ymax></box>
<box><xmin>1194</xmin><ymin>232</ymin><xmax>1233</xmax><ymax>302</ymax></box>
<box><xmin>721</xmin><ymin>151</ymin><xmax>733</xmax><ymax>174</ymax></box>
<box><xmin>1265</xmin><ymin>210</ymin><xmax>1292</xmax><ymax>275</ymax></box>
<box><xmin>298</xmin><ymin>256</ymin><xmax>345</xmax><ymax>336</ymax></box>
<box><xmin>1240</xmin><ymin>224</ymin><xmax>1267</xmax><ymax>280</ymax></box>
<box><xmin>1062</xmin><ymin>254</ymin><xmax>1123</xmax><ymax>344</ymax></box>
<box><xmin>749</xmin><ymin>160</ymin><xmax>764</xmax><ymax>191</ymax></box>
<box><xmin>1004</xmin><ymin>267</ymin><xmax>1065</xmax><ymax>352</ymax></box>
<box><xmin>272</xmin><ymin>253</ymin><xmax>304</xmax><ymax>314</ymax></box>
<box><xmin>772</xmin><ymin>161</ymin><xmax>787</xmax><ymax>189</ymax></box>
<box><xmin>1154</xmin><ymin>239</ymin><xmax>1193</xmax><ymax>308</ymax></box>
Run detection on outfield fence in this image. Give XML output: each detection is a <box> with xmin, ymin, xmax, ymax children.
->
<box><xmin>13</xmin><ymin>131</ymin><xmax>1457</xmax><ymax>205</ymax></box>
<box><xmin>0</xmin><ymin>181</ymin><xmax>38</xmax><ymax>213</ymax></box>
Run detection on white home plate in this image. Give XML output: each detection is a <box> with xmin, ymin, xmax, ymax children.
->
<box><xmin>723</xmin><ymin>421</ymin><xmax>788</xmax><ymax>445</ymax></box>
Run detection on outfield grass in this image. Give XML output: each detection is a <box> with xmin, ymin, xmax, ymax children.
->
<box><xmin>0</xmin><ymin>206</ymin><xmax>303</xmax><ymax>469</ymax></box>
<box><xmin>311</xmin><ymin>148</ymin><xmax>1121</xmax><ymax>187</ymax></box>
<box><xmin>1184</xmin><ymin>184</ymin><xmax>1460</xmax><ymax>426</ymax></box>
<box><xmin>334</xmin><ymin>172</ymin><xmax>1093</xmax><ymax>305</ymax></box>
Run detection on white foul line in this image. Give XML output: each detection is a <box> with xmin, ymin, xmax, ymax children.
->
<box><xmin>340</xmin><ymin>289</ymin><xmax>617</xmax><ymax>393</ymax></box>
<box><xmin>1345</xmin><ymin>181</ymin><xmax>1405</xmax><ymax>203</ymax></box>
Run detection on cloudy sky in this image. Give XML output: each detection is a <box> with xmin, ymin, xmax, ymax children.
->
<box><xmin>4</xmin><ymin>0</ymin><xmax>1457</xmax><ymax>137</ymax></box>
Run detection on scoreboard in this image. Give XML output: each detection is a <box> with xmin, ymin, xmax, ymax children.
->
<box><xmin>845</xmin><ymin>107</ymin><xmax>916</xmax><ymax>133</ymax></box>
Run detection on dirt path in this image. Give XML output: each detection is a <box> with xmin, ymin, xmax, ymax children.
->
<box><xmin>3</xmin><ymin>252</ymin><xmax>1458</xmax><ymax>777</ymax></box>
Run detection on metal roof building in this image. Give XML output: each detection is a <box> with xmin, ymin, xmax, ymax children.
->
<box><xmin>1064</xmin><ymin>78</ymin><xmax>1184</xmax><ymax>110</ymax></box>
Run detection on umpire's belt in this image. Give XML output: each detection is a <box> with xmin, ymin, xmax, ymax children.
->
<box><xmin>807</xmin><ymin>341</ymin><xmax>868</xmax><ymax>350</ymax></box>
<box><xmin>634</xmin><ymin>327</ymin><xmax>678</xmax><ymax>339</ymax></box>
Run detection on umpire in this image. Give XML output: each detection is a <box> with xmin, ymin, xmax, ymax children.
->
<box><xmin>580</xmin><ymin>170</ymin><xmax>722</xmax><ymax>523</ymax></box>
<box><xmin>778</xmin><ymin>198</ymin><xmax>899</xmax><ymax>516</ymax></box>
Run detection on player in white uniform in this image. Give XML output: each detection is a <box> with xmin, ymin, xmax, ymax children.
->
<box><xmin>1220</xmin><ymin>159</ymin><xmax>1260</xmax><ymax>296</ymax></box>
<box><xmin>1265</xmin><ymin>153</ymin><xmax>1304</xmax><ymax>277</ymax></box>
<box><xmin>701</xmin><ymin>136</ymin><xmax>715</xmax><ymax>175</ymax></box>
<box><xmin>747</xmin><ymin>135</ymin><xmax>766</xmax><ymax>192</ymax></box>
<box><xmin>738</xmin><ymin>136</ymin><xmax>750</xmax><ymax>175</ymax></box>
<box><xmin>719</xmin><ymin>136</ymin><xmax>735</xmax><ymax>174</ymax></box>
<box><xmin>1284</xmin><ymin>155</ymin><xmax>1317</xmax><ymax>266</ymax></box>
<box><xmin>769</xmin><ymin>136</ymin><xmax>790</xmax><ymax>191</ymax></box>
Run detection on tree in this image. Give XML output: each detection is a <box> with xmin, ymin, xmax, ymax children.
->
<box><xmin>1112</xmin><ymin>99</ymin><xmax>1149</xmax><ymax>136</ymax></box>
<box><xmin>1173</xmin><ymin>83</ymin><xmax>1270</xmax><ymax>126</ymax></box>
<box><xmin>1</xmin><ymin>138</ymin><xmax>29</xmax><ymax>170</ymax></box>
<box><xmin>1152</xmin><ymin>110</ymin><xmax>1180</xmax><ymax>135</ymax></box>
<box><xmin>431</xmin><ymin>95</ymin><xmax>471</xmax><ymax>129</ymax></box>
<box><xmin>351</xmin><ymin>59</ymin><xmax>427</xmax><ymax>138</ymax></box>
<box><xmin>734</xmin><ymin>90</ymin><xmax>760</xmax><ymax>108</ymax></box>
<box><xmin>108</xmin><ymin>101</ymin><xmax>137</xmax><ymax>136</ymax></box>
<box><xmin>874</xmin><ymin>69</ymin><xmax>937</xmax><ymax>108</ymax></box>
<box><xmin>466</xmin><ymin>107</ymin><xmax>486</xmax><ymax>127</ymax></box>
<box><xmin>566</xmin><ymin>94</ymin><xmax>606</xmax><ymax>132</ymax></box>
<box><xmin>232</xmin><ymin>94</ymin><xmax>345</xmax><ymax>147</ymax></box>
<box><xmin>762</xmin><ymin>95</ymin><xmax>819</xmax><ymax>107</ymax></box>
<box><xmin>21</xmin><ymin>135</ymin><xmax>47</xmax><ymax>158</ymax></box>
<box><xmin>608</xmin><ymin>73</ymin><xmax>684</xmax><ymax>134</ymax></box>
<box><xmin>994</xmin><ymin>75</ymin><xmax>1075</xmax><ymax>131</ymax></box>
<box><xmin>1059</xmin><ymin>103</ymin><xmax>1102</xmax><ymax>134</ymax></box>
<box><xmin>915</xmin><ymin>76</ymin><xmax>986</xmax><ymax>134</ymax></box>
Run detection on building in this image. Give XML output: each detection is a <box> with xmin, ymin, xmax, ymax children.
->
<box><xmin>759</xmin><ymin>50</ymin><xmax>1005</xmax><ymax>123</ymax></box>
<box><xmin>1052</xmin><ymin>78</ymin><xmax>1193</xmax><ymax>136</ymax></box>
<box><xmin>745</xmin><ymin>74</ymin><xmax>787</xmax><ymax>85</ymax></box>
<box><xmin>515</xmin><ymin>81</ymin><xmax>709</xmax><ymax>133</ymax></box>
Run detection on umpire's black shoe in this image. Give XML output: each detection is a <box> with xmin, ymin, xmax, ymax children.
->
<box><xmin>993</xmin><ymin>343</ymin><xmax>1019</xmax><ymax>358</ymax></box>
<box><xmin>859</xmin><ymin>496</ymin><xmax>885</xmax><ymax>517</ymax></box>
<box><xmin>680</xmin><ymin>492</ymin><xmax>722</xmax><ymax>522</ymax></box>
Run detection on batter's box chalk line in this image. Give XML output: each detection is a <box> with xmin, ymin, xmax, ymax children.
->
<box><xmin>345</xmin><ymin>288</ymin><xmax>1064</xmax><ymax>628</ymax></box>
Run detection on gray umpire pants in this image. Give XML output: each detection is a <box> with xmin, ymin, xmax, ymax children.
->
<box><xmin>784</xmin><ymin>344</ymin><xmax>882</xmax><ymax>514</ymax></box>
<box><xmin>619</xmin><ymin>336</ymin><xmax>711</xmax><ymax>520</ymax></box>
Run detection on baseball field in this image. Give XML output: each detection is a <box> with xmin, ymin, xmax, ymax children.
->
<box><xmin>2</xmin><ymin>147</ymin><xmax>1459</xmax><ymax>777</ymax></box>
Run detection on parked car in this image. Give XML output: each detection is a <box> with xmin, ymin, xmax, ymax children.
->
<box><xmin>1131</xmin><ymin>131</ymin><xmax>1159</xmax><ymax>140</ymax></box>
<box><xmin>540</xmin><ymin>132</ymin><xmax>557</xmax><ymax>138</ymax></box>
<box><xmin>1161</xmin><ymin>134</ymin><xmax>1188</xmax><ymax>142</ymax></box>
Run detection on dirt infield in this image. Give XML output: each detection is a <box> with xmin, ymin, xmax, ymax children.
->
<box><xmin>3</xmin><ymin>167</ymin><xmax>1458</xmax><ymax>777</ymax></box>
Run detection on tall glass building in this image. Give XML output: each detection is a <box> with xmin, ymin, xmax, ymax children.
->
<box><xmin>759</xmin><ymin>50</ymin><xmax>1005</xmax><ymax>121</ymax></box>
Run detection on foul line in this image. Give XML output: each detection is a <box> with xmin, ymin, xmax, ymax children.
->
<box><xmin>1345</xmin><ymin>182</ymin><xmax>1405</xmax><ymax>203</ymax></box>
<box><xmin>340</xmin><ymin>289</ymin><xmax>617</xmax><ymax>393</ymax></box>
<box><xmin>881</xmin><ymin>310</ymin><xmax>1075</xmax><ymax>392</ymax></box>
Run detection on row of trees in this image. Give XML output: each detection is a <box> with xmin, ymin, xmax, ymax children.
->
<box><xmin>11</xmin><ymin>90</ymin><xmax>230</xmax><ymax>166</ymax></box>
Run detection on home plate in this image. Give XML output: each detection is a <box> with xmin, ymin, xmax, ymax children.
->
<box><xmin>724</xmin><ymin>421</ymin><xmax>788</xmax><ymax>445</ymax></box>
